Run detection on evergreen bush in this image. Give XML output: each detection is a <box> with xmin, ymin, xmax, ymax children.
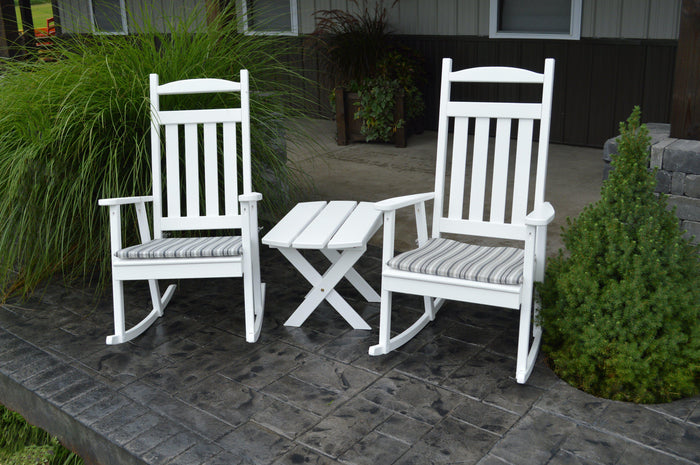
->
<box><xmin>538</xmin><ymin>107</ymin><xmax>700</xmax><ymax>403</ymax></box>
<box><xmin>0</xmin><ymin>5</ymin><xmax>311</xmax><ymax>298</ymax></box>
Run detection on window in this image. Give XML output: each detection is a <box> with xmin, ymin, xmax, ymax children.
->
<box><xmin>489</xmin><ymin>0</ymin><xmax>582</xmax><ymax>40</ymax></box>
<box><xmin>89</xmin><ymin>0</ymin><xmax>127</xmax><ymax>34</ymax></box>
<box><xmin>242</xmin><ymin>0</ymin><xmax>298</xmax><ymax>35</ymax></box>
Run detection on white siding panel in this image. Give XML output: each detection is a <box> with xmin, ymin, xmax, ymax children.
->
<box><xmin>398</xmin><ymin>0</ymin><xmax>420</xmax><ymax>34</ymax></box>
<box><xmin>57</xmin><ymin>0</ymin><xmax>680</xmax><ymax>39</ymax></box>
<box><xmin>439</xmin><ymin>0</ymin><xmax>458</xmax><ymax>35</ymax></box>
<box><xmin>59</xmin><ymin>0</ymin><xmax>91</xmax><ymax>33</ymax></box>
<box><xmin>124</xmin><ymin>0</ymin><xmax>147</xmax><ymax>31</ymax></box>
<box><xmin>593</xmin><ymin>0</ymin><xmax>623</xmax><ymax>37</ymax></box>
<box><xmin>330</xmin><ymin>0</ymin><xmax>347</xmax><ymax>12</ymax></box>
<box><xmin>298</xmin><ymin>0</ymin><xmax>316</xmax><ymax>34</ymax></box>
<box><xmin>456</xmin><ymin>0</ymin><xmax>478</xmax><ymax>35</ymax></box>
<box><xmin>648</xmin><ymin>0</ymin><xmax>681</xmax><ymax>39</ymax></box>
<box><xmin>620</xmin><ymin>0</ymin><xmax>650</xmax><ymax>38</ymax></box>
<box><xmin>581</xmin><ymin>0</ymin><xmax>596</xmax><ymax>37</ymax></box>
<box><xmin>344</xmin><ymin>0</ymin><xmax>360</xmax><ymax>17</ymax></box>
<box><xmin>419</xmin><ymin>0</ymin><xmax>439</xmax><ymax>35</ymax></box>
<box><xmin>477</xmin><ymin>0</ymin><xmax>489</xmax><ymax>36</ymax></box>
<box><xmin>386</xmin><ymin>0</ymin><xmax>401</xmax><ymax>32</ymax></box>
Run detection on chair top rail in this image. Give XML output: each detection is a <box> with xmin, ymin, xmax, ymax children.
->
<box><xmin>449</xmin><ymin>64</ymin><xmax>546</xmax><ymax>84</ymax></box>
<box><xmin>156</xmin><ymin>108</ymin><xmax>243</xmax><ymax>125</ymax></box>
<box><xmin>156</xmin><ymin>77</ymin><xmax>243</xmax><ymax>95</ymax></box>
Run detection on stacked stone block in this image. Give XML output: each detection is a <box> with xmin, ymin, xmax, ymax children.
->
<box><xmin>603</xmin><ymin>123</ymin><xmax>700</xmax><ymax>244</ymax></box>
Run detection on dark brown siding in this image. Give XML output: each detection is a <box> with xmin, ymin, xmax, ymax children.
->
<box><xmin>305</xmin><ymin>36</ymin><xmax>677</xmax><ymax>148</ymax></box>
<box><xmin>397</xmin><ymin>37</ymin><xmax>677</xmax><ymax>148</ymax></box>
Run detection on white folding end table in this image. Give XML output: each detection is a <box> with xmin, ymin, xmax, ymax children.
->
<box><xmin>262</xmin><ymin>201</ymin><xmax>382</xmax><ymax>330</ymax></box>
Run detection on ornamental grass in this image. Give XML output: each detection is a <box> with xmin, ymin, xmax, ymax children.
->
<box><xmin>0</xmin><ymin>5</ymin><xmax>312</xmax><ymax>298</ymax></box>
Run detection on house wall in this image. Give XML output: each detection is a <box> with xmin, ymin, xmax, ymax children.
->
<box><xmin>398</xmin><ymin>36</ymin><xmax>676</xmax><ymax>147</ymax></box>
<box><xmin>299</xmin><ymin>0</ymin><xmax>680</xmax><ymax>147</ymax></box>
<box><xmin>57</xmin><ymin>0</ymin><xmax>682</xmax><ymax>39</ymax></box>
<box><xmin>298</xmin><ymin>0</ymin><xmax>681</xmax><ymax>40</ymax></box>
<box><xmin>54</xmin><ymin>0</ymin><xmax>680</xmax><ymax>147</ymax></box>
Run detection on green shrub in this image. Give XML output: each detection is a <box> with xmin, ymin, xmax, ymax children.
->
<box><xmin>538</xmin><ymin>107</ymin><xmax>700</xmax><ymax>403</ymax></box>
<box><xmin>0</xmin><ymin>5</ymin><xmax>311</xmax><ymax>298</ymax></box>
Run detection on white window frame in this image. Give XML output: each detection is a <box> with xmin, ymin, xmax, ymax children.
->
<box><xmin>489</xmin><ymin>0</ymin><xmax>582</xmax><ymax>40</ymax></box>
<box><xmin>89</xmin><ymin>0</ymin><xmax>128</xmax><ymax>35</ymax></box>
<box><xmin>242</xmin><ymin>0</ymin><xmax>299</xmax><ymax>36</ymax></box>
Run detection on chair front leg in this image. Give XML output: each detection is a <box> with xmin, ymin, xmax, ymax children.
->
<box><xmin>370</xmin><ymin>202</ymin><xmax>436</xmax><ymax>356</ymax></box>
<box><xmin>240</xmin><ymin>195</ymin><xmax>265</xmax><ymax>342</ymax></box>
<box><xmin>515</xmin><ymin>225</ymin><xmax>542</xmax><ymax>383</ymax></box>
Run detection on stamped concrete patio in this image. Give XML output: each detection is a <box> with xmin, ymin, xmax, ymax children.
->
<box><xmin>0</xmin><ymin>120</ymin><xmax>698</xmax><ymax>465</ymax></box>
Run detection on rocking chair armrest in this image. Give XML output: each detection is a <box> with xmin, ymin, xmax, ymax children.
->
<box><xmin>525</xmin><ymin>202</ymin><xmax>555</xmax><ymax>226</ymax></box>
<box><xmin>99</xmin><ymin>196</ymin><xmax>154</xmax><ymax>253</ymax></box>
<box><xmin>238</xmin><ymin>192</ymin><xmax>263</xmax><ymax>203</ymax></box>
<box><xmin>98</xmin><ymin>196</ymin><xmax>153</xmax><ymax>207</ymax></box>
<box><xmin>375</xmin><ymin>192</ymin><xmax>435</xmax><ymax>212</ymax></box>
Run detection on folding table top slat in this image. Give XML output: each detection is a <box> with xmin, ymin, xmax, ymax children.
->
<box><xmin>328</xmin><ymin>202</ymin><xmax>382</xmax><ymax>249</ymax></box>
<box><xmin>292</xmin><ymin>201</ymin><xmax>357</xmax><ymax>249</ymax></box>
<box><xmin>261</xmin><ymin>201</ymin><xmax>327</xmax><ymax>248</ymax></box>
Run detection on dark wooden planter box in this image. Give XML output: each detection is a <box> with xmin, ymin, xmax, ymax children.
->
<box><xmin>334</xmin><ymin>87</ymin><xmax>408</xmax><ymax>148</ymax></box>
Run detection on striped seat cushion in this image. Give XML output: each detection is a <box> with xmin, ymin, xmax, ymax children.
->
<box><xmin>116</xmin><ymin>236</ymin><xmax>243</xmax><ymax>259</ymax></box>
<box><xmin>386</xmin><ymin>238</ymin><xmax>524</xmax><ymax>285</ymax></box>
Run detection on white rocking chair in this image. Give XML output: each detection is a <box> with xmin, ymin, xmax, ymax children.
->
<box><xmin>98</xmin><ymin>71</ymin><xmax>265</xmax><ymax>345</ymax></box>
<box><xmin>369</xmin><ymin>58</ymin><xmax>555</xmax><ymax>384</ymax></box>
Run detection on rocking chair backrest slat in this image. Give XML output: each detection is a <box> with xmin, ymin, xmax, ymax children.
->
<box><xmin>149</xmin><ymin>71</ymin><xmax>251</xmax><ymax>237</ymax></box>
<box><xmin>490</xmin><ymin>117</ymin><xmax>512</xmax><ymax>223</ymax></box>
<box><xmin>184</xmin><ymin>123</ymin><xmax>199</xmax><ymax>218</ymax></box>
<box><xmin>468</xmin><ymin>116</ymin><xmax>490</xmax><ymax>221</ymax></box>
<box><xmin>512</xmin><ymin>118</ymin><xmax>535</xmax><ymax>223</ymax></box>
<box><xmin>164</xmin><ymin>124</ymin><xmax>180</xmax><ymax>219</ymax></box>
<box><xmin>203</xmin><ymin>123</ymin><xmax>218</xmax><ymax>216</ymax></box>
<box><xmin>223</xmin><ymin>122</ymin><xmax>239</xmax><ymax>216</ymax></box>
<box><xmin>432</xmin><ymin>58</ymin><xmax>555</xmax><ymax>242</ymax></box>
<box><xmin>447</xmin><ymin>116</ymin><xmax>469</xmax><ymax>219</ymax></box>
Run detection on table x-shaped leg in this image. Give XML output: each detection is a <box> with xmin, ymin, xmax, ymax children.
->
<box><xmin>279</xmin><ymin>246</ymin><xmax>379</xmax><ymax>330</ymax></box>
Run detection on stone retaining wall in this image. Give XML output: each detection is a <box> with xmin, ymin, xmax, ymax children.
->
<box><xmin>603</xmin><ymin>123</ymin><xmax>700</xmax><ymax>244</ymax></box>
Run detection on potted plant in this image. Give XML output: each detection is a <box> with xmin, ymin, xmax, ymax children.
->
<box><xmin>311</xmin><ymin>0</ymin><xmax>425</xmax><ymax>147</ymax></box>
